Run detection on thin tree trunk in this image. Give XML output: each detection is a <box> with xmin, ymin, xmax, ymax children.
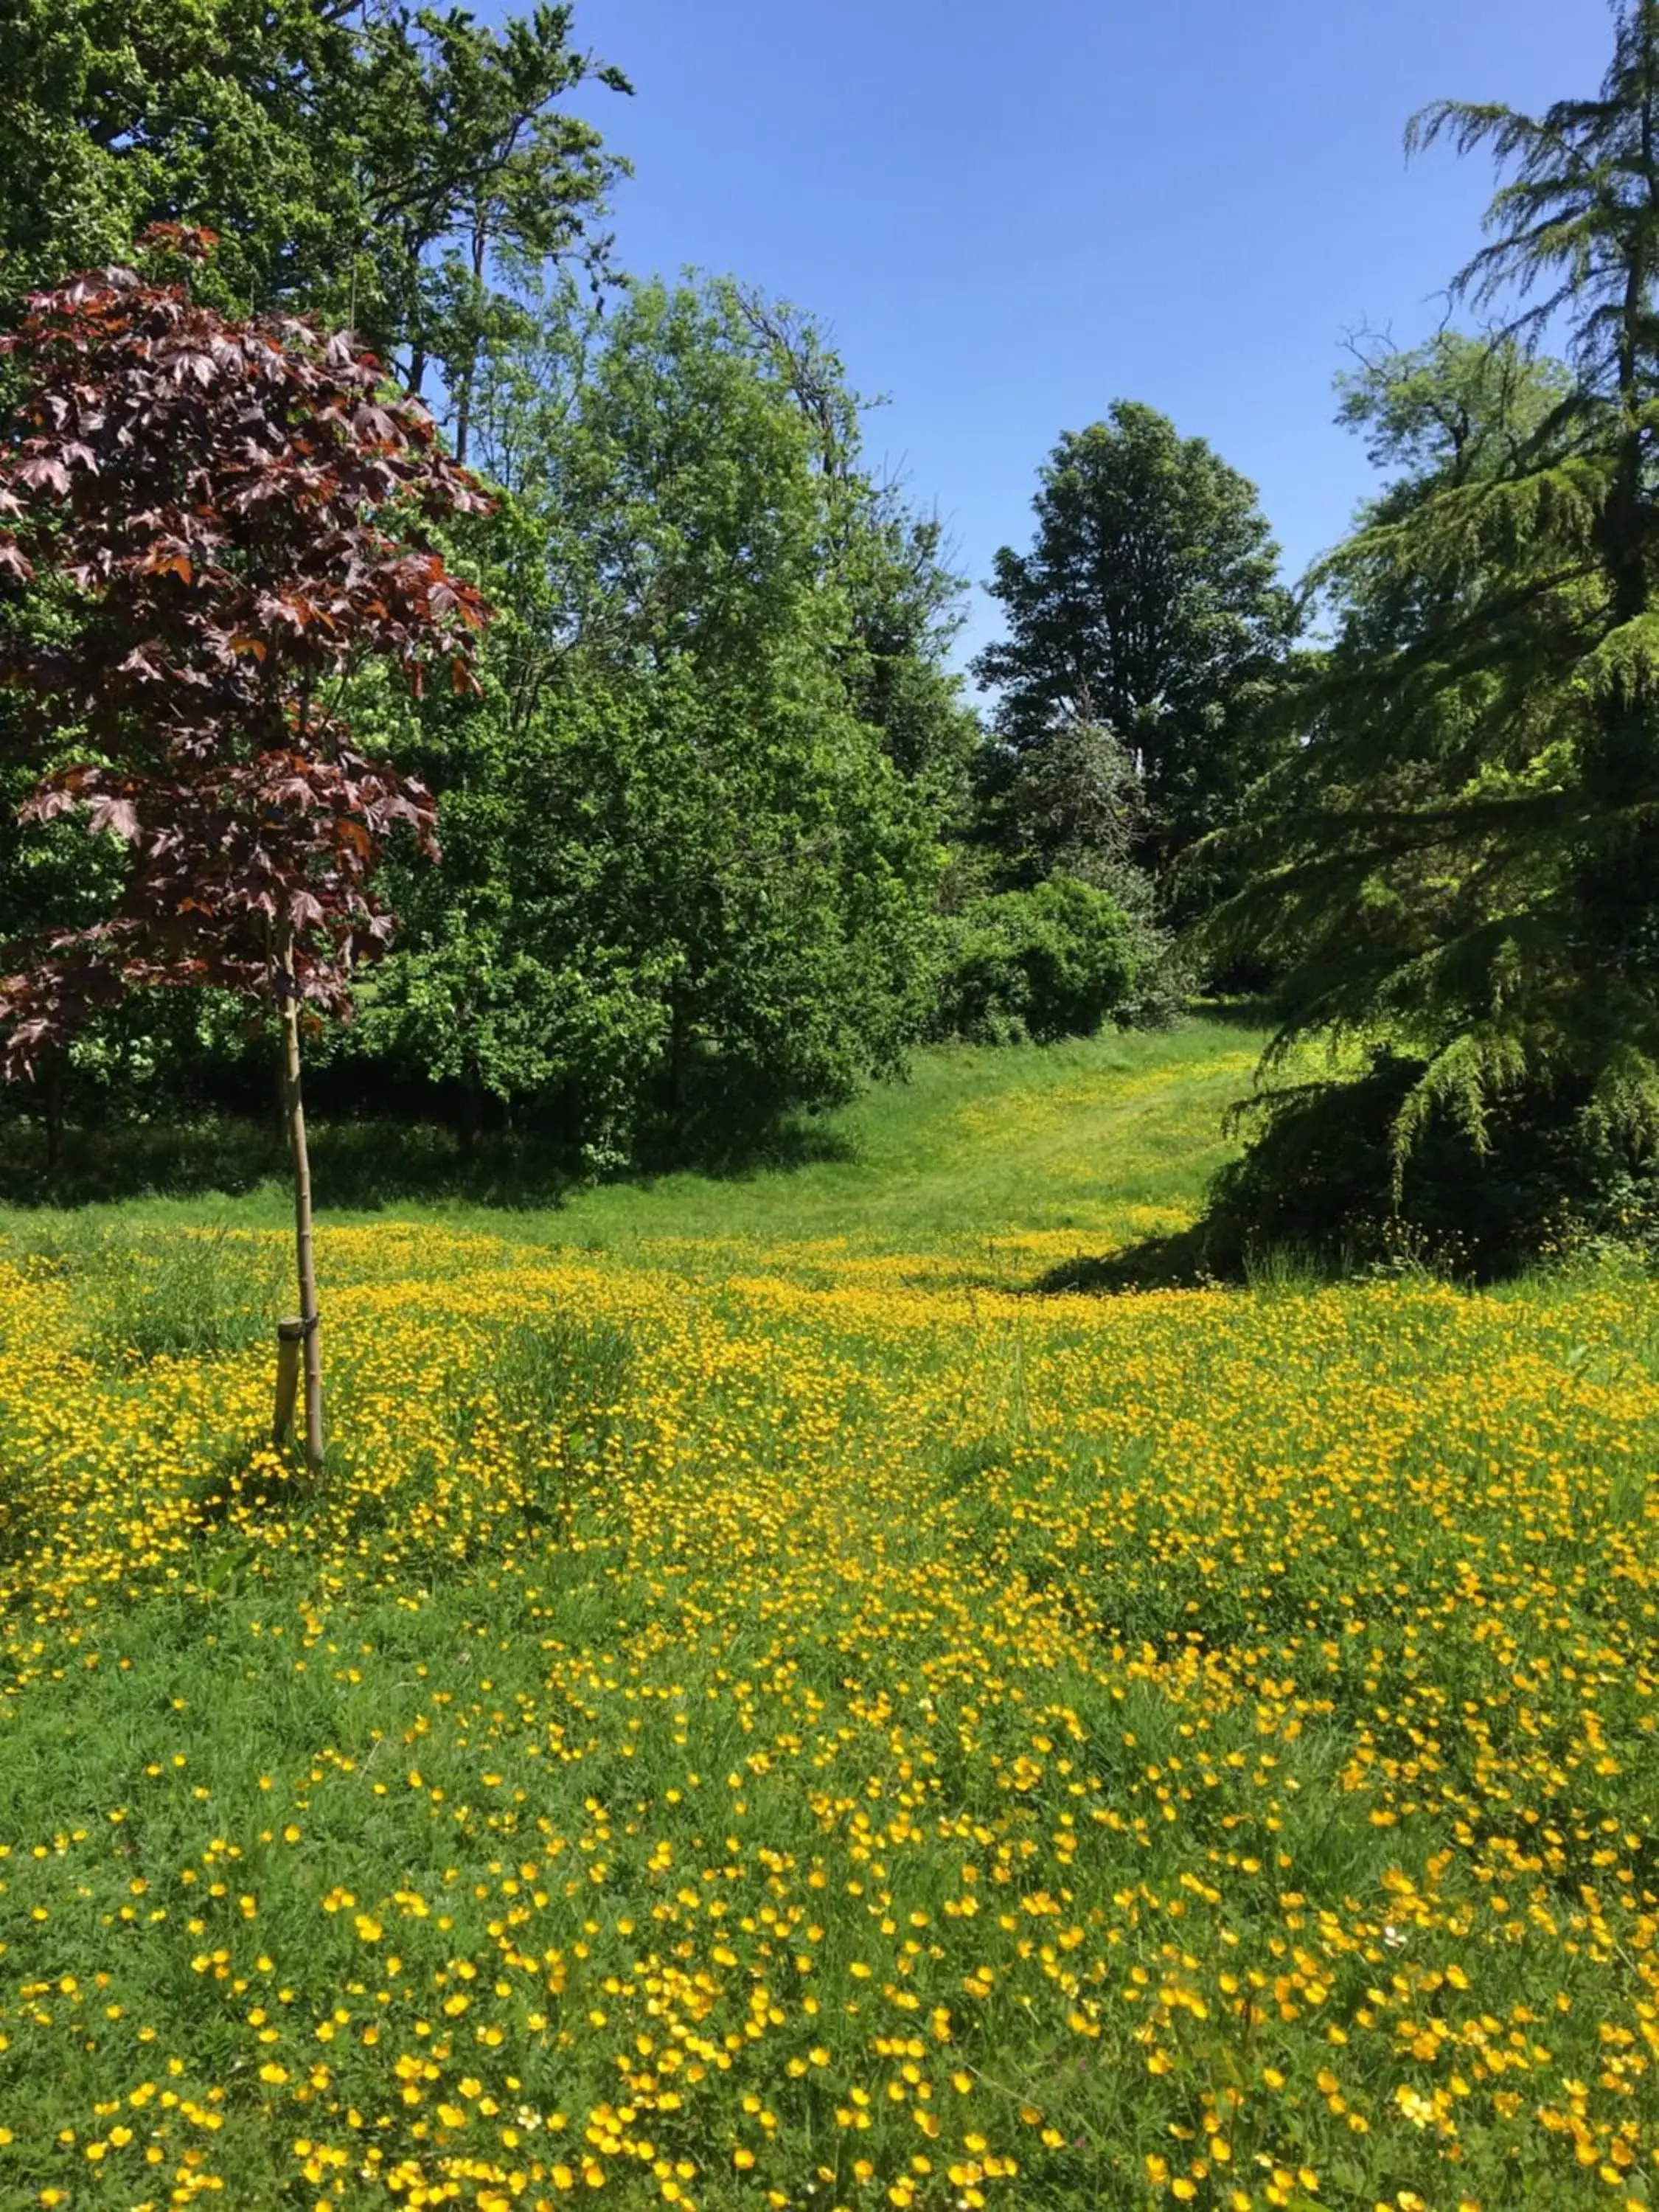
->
<box><xmin>44</xmin><ymin>1061</ymin><xmax>64</xmax><ymax>1174</ymax></box>
<box><xmin>453</xmin><ymin>206</ymin><xmax>490</xmax><ymax>467</ymax></box>
<box><xmin>276</xmin><ymin>920</ymin><xmax>324</xmax><ymax>1472</ymax></box>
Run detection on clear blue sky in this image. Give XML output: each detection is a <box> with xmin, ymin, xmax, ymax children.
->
<box><xmin>542</xmin><ymin>0</ymin><xmax>1610</xmax><ymax>664</ymax></box>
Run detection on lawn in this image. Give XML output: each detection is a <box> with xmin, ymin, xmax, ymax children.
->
<box><xmin>0</xmin><ymin>1020</ymin><xmax>1655</xmax><ymax>2212</ymax></box>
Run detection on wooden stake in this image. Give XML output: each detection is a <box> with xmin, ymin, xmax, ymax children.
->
<box><xmin>276</xmin><ymin>921</ymin><xmax>324</xmax><ymax>1473</ymax></box>
<box><xmin>274</xmin><ymin>1317</ymin><xmax>304</xmax><ymax>1447</ymax></box>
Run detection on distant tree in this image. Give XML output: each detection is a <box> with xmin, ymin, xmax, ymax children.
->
<box><xmin>351</xmin><ymin>4</ymin><xmax>632</xmax><ymax>432</ymax></box>
<box><xmin>1334</xmin><ymin>327</ymin><xmax>1575</xmax><ymax>511</ymax></box>
<box><xmin>0</xmin><ymin>242</ymin><xmax>491</xmax><ymax>1463</ymax></box>
<box><xmin>984</xmin><ymin>717</ymin><xmax>1141</xmax><ymax>888</ymax></box>
<box><xmin>973</xmin><ymin>402</ymin><xmax>1299</xmax><ymax>883</ymax></box>
<box><xmin>715</xmin><ymin>283</ymin><xmax>977</xmax><ymax>792</ymax></box>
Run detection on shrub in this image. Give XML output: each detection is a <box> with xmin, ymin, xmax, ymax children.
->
<box><xmin>933</xmin><ymin>875</ymin><xmax>1141</xmax><ymax>1043</ymax></box>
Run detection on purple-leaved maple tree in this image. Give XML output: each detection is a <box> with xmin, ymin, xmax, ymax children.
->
<box><xmin>0</xmin><ymin>231</ymin><xmax>493</xmax><ymax>1468</ymax></box>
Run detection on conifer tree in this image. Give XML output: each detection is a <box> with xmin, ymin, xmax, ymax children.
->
<box><xmin>1203</xmin><ymin>3</ymin><xmax>1659</xmax><ymax>1208</ymax></box>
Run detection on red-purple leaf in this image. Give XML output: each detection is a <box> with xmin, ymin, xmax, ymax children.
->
<box><xmin>0</xmin><ymin>257</ymin><xmax>490</xmax><ymax>1062</ymax></box>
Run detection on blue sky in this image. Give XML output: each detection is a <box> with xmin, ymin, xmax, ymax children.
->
<box><xmin>543</xmin><ymin>0</ymin><xmax>1610</xmax><ymax>664</ymax></box>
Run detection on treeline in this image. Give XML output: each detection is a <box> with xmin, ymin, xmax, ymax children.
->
<box><xmin>7</xmin><ymin>0</ymin><xmax>1659</xmax><ymax>1270</ymax></box>
<box><xmin>0</xmin><ymin>1</ymin><xmax>1243</xmax><ymax>1172</ymax></box>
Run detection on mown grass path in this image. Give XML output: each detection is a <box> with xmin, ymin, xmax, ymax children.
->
<box><xmin>0</xmin><ymin>1025</ymin><xmax>1655</xmax><ymax>2212</ymax></box>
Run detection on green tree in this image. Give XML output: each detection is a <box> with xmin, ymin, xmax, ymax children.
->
<box><xmin>933</xmin><ymin>877</ymin><xmax>1142</xmax><ymax>1046</ymax></box>
<box><xmin>0</xmin><ymin>0</ymin><xmax>352</xmax><ymax>311</ymax></box>
<box><xmin>352</xmin><ymin>278</ymin><xmax>954</xmax><ymax>1161</ymax></box>
<box><xmin>972</xmin><ymin>401</ymin><xmax>1299</xmax><ymax>881</ymax></box>
<box><xmin>0</xmin><ymin>0</ymin><xmax>629</xmax><ymax>362</ymax></box>
<box><xmin>350</xmin><ymin>5</ymin><xmax>631</xmax><ymax>426</ymax></box>
<box><xmin>1200</xmin><ymin>3</ymin><xmax>1659</xmax><ymax>1265</ymax></box>
<box><xmin>1334</xmin><ymin>327</ymin><xmax>1574</xmax><ymax>510</ymax></box>
<box><xmin>724</xmin><ymin>286</ymin><xmax>977</xmax><ymax>793</ymax></box>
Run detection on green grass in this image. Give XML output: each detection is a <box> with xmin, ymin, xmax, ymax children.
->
<box><xmin>2</xmin><ymin>1018</ymin><xmax>1655</xmax><ymax>2212</ymax></box>
<box><xmin>0</xmin><ymin>1018</ymin><xmax>1268</xmax><ymax>1284</ymax></box>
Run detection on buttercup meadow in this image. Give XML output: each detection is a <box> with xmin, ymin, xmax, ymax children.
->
<box><xmin>7</xmin><ymin>5</ymin><xmax>1659</xmax><ymax>2210</ymax></box>
<box><xmin>0</xmin><ymin>1029</ymin><xmax>1653</xmax><ymax>2212</ymax></box>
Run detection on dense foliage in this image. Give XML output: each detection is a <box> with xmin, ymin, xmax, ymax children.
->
<box><xmin>1197</xmin><ymin>1</ymin><xmax>1659</xmax><ymax>1269</ymax></box>
<box><xmin>336</xmin><ymin>278</ymin><xmax>962</xmax><ymax>1162</ymax></box>
<box><xmin>932</xmin><ymin>875</ymin><xmax>1141</xmax><ymax>1046</ymax></box>
<box><xmin>0</xmin><ymin>8</ymin><xmax>998</xmax><ymax>1167</ymax></box>
<box><xmin>0</xmin><ymin>251</ymin><xmax>489</xmax><ymax>1068</ymax></box>
<box><xmin>13</xmin><ymin>0</ymin><xmax>1659</xmax><ymax>1262</ymax></box>
<box><xmin>972</xmin><ymin>402</ymin><xmax>1301</xmax><ymax>887</ymax></box>
<box><xmin>0</xmin><ymin>0</ymin><xmax>630</xmax><ymax>408</ymax></box>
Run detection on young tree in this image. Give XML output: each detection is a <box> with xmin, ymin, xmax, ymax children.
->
<box><xmin>0</xmin><ymin>240</ymin><xmax>490</xmax><ymax>1464</ymax></box>
<box><xmin>972</xmin><ymin>402</ymin><xmax>1299</xmax><ymax>881</ymax></box>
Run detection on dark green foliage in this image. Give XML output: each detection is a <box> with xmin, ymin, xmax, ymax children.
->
<box><xmin>933</xmin><ymin>876</ymin><xmax>1141</xmax><ymax>1046</ymax></box>
<box><xmin>981</xmin><ymin>717</ymin><xmax>1141</xmax><ymax>888</ymax></box>
<box><xmin>973</xmin><ymin>401</ymin><xmax>1301</xmax><ymax>883</ymax></box>
<box><xmin>1202</xmin><ymin>1052</ymin><xmax>1659</xmax><ymax>1280</ymax></box>
<box><xmin>1200</xmin><ymin>5</ymin><xmax>1659</xmax><ymax>1270</ymax></box>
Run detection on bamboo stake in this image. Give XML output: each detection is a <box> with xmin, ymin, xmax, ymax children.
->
<box><xmin>276</xmin><ymin>920</ymin><xmax>324</xmax><ymax>1473</ymax></box>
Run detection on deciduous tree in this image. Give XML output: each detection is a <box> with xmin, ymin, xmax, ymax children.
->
<box><xmin>0</xmin><ymin>0</ymin><xmax>630</xmax><ymax>368</ymax></box>
<box><xmin>973</xmin><ymin>402</ymin><xmax>1298</xmax><ymax>884</ymax></box>
<box><xmin>353</xmin><ymin>278</ymin><xmax>954</xmax><ymax>1161</ymax></box>
<box><xmin>0</xmin><ymin>240</ymin><xmax>490</xmax><ymax>1461</ymax></box>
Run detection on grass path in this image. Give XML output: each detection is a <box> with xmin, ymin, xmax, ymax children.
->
<box><xmin>1</xmin><ymin>1020</ymin><xmax>1269</xmax><ymax>1287</ymax></box>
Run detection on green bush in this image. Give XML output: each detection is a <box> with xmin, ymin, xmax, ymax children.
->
<box><xmin>933</xmin><ymin>875</ymin><xmax>1141</xmax><ymax>1044</ymax></box>
<box><xmin>1200</xmin><ymin>1049</ymin><xmax>1659</xmax><ymax>1280</ymax></box>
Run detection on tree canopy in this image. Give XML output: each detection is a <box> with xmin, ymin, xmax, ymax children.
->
<box><xmin>347</xmin><ymin>276</ymin><xmax>960</xmax><ymax>1161</ymax></box>
<box><xmin>972</xmin><ymin>401</ymin><xmax>1300</xmax><ymax>885</ymax></box>
<box><xmin>0</xmin><ymin>0</ymin><xmax>630</xmax><ymax>409</ymax></box>
<box><xmin>1195</xmin><ymin>1</ymin><xmax>1659</xmax><ymax>1265</ymax></box>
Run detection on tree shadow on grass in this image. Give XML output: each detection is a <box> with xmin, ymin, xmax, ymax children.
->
<box><xmin>0</xmin><ymin>1116</ymin><xmax>572</xmax><ymax>1211</ymax></box>
<box><xmin>0</xmin><ymin>1107</ymin><xmax>854</xmax><ymax>1212</ymax></box>
<box><xmin>631</xmin><ymin>1115</ymin><xmax>855</xmax><ymax>1180</ymax></box>
<box><xmin>1185</xmin><ymin>994</ymin><xmax>1273</xmax><ymax>1031</ymax></box>
<box><xmin>1022</xmin><ymin>1224</ymin><xmax>1222</xmax><ymax>1295</ymax></box>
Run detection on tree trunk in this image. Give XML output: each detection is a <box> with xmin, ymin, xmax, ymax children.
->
<box><xmin>276</xmin><ymin>922</ymin><xmax>324</xmax><ymax>1472</ymax></box>
<box><xmin>44</xmin><ymin>1061</ymin><xmax>64</xmax><ymax>1174</ymax></box>
<box><xmin>453</xmin><ymin>208</ymin><xmax>490</xmax><ymax>469</ymax></box>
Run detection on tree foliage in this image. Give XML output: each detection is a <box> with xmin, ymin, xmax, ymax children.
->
<box><xmin>343</xmin><ymin>278</ymin><xmax>959</xmax><ymax>1161</ymax></box>
<box><xmin>0</xmin><ymin>244</ymin><xmax>490</xmax><ymax>1063</ymax></box>
<box><xmin>973</xmin><ymin>401</ymin><xmax>1299</xmax><ymax>882</ymax></box>
<box><xmin>933</xmin><ymin>876</ymin><xmax>1141</xmax><ymax>1046</ymax></box>
<box><xmin>1200</xmin><ymin>3</ymin><xmax>1659</xmax><ymax>1262</ymax></box>
<box><xmin>0</xmin><ymin>0</ymin><xmax>630</xmax><ymax>401</ymax></box>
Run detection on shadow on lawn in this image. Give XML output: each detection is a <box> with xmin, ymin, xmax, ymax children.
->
<box><xmin>1022</xmin><ymin>1225</ymin><xmax>1220</xmax><ymax>1295</ymax></box>
<box><xmin>0</xmin><ymin>1107</ymin><xmax>853</xmax><ymax>1211</ymax></box>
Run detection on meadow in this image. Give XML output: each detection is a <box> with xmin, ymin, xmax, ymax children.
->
<box><xmin>0</xmin><ymin>1020</ymin><xmax>1655</xmax><ymax>2212</ymax></box>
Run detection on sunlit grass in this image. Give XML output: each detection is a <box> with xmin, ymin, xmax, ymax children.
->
<box><xmin>0</xmin><ymin>1025</ymin><xmax>1654</xmax><ymax>2212</ymax></box>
